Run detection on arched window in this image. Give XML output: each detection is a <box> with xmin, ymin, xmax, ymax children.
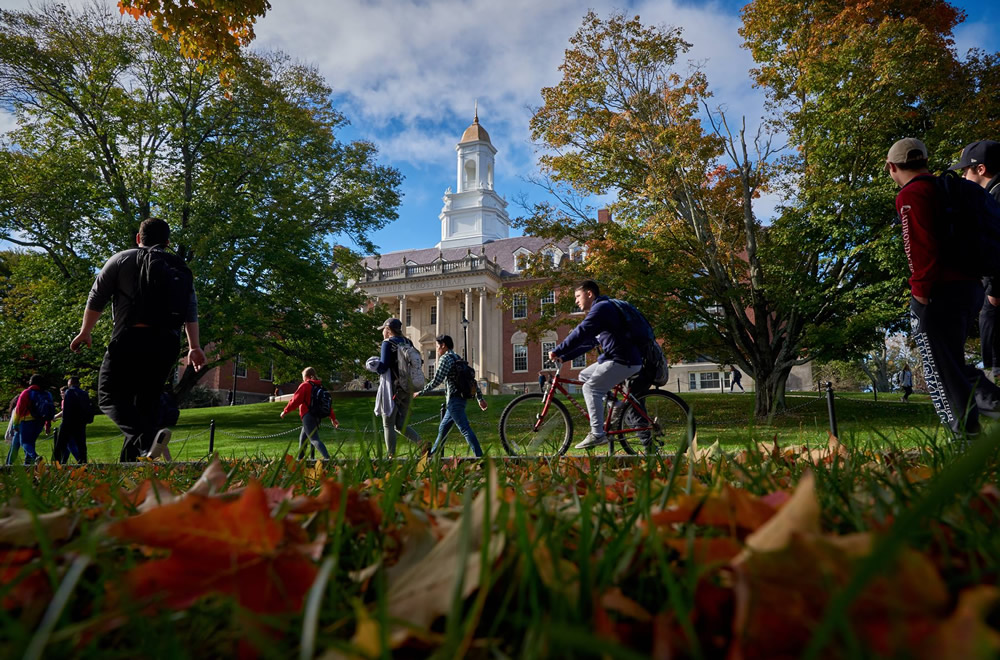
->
<box><xmin>464</xmin><ymin>159</ymin><xmax>477</xmax><ymax>189</ymax></box>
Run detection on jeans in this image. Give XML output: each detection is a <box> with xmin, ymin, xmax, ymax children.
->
<box><xmin>382</xmin><ymin>393</ymin><xmax>421</xmax><ymax>456</ymax></box>
<box><xmin>297</xmin><ymin>413</ymin><xmax>330</xmax><ymax>460</ymax></box>
<box><xmin>911</xmin><ymin>282</ymin><xmax>1000</xmax><ymax>435</ymax></box>
<box><xmin>579</xmin><ymin>360</ymin><xmax>642</xmax><ymax>437</ymax></box>
<box><xmin>430</xmin><ymin>396</ymin><xmax>482</xmax><ymax>457</ymax></box>
<box><xmin>981</xmin><ymin>292</ymin><xmax>1000</xmax><ymax>374</ymax></box>
<box><xmin>98</xmin><ymin>327</ymin><xmax>180</xmax><ymax>461</ymax></box>
<box><xmin>9</xmin><ymin>420</ymin><xmax>44</xmax><ymax>465</ymax></box>
<box><xmin>56</xmin><ymin>424</ymin><xmax>88</xmax><ymax>463</ymax></box>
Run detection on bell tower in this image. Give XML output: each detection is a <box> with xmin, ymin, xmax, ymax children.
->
<box><xmin>438</xmin><ymin>106</ymin><xmax>510</xmax><ymax>249</ymax></box>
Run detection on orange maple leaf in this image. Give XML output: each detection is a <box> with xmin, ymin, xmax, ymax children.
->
<box><xmin>107</xmin><ymin>481</ymin><xmax>317</xmax><ymax>614</ymax></box>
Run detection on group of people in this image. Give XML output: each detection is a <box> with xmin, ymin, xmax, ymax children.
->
<box><xmin>888</xmin><ymin>137</ymin><xmax>1000</xmax><ymax>436</ymax></box>
<box><xmin>5</xmin><ymin>375</ymin><xmax>91</xmax><ymax>465</ymax></box>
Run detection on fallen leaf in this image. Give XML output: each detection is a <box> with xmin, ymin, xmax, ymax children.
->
<box><xmin>0</xmin><ymin>506</ymin><xmax>76</xmax><ymax>547</ymax></box>
<box><xmin>918</xmin><ymin>586</ymin><xmax>1000</xmax><ymax>659</ymax></box>
<box><xmin>734</xmin><ymin>471</ymin><xmax>819</xmax><ymax>563</ymax></box>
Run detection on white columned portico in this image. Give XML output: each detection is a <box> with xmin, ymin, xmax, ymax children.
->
<box><xmin>435</xmin><ymin>290</ymin><xmax>443</xmax><ymax>337</ymax></box>
<box><xmin>478</xmin><ymin>287</ymin><xmax>487</xmax><ymax>384</ymax></box>
<box><xmin>463</xmin><ymin>288</ymin><xmax>473</xmax><ymax>359</ymax></box>
<box><xmin>398</xmin><ymin>295</ymin><xmax>406</xmax><ymax>324</ymax></box>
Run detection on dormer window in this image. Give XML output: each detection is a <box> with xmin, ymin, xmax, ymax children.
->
<box><xmin>569</xmin><ymin>242</ymin><xmax>587</xmax><ymax>262</ymax></box>
<box><xmin>512</xmin><ymin>247</ymin><xmax>532</xmax><ymax>273</ymax></box>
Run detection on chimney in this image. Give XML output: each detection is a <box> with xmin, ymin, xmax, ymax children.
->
<box><xmin>597</xmin><ymin>208</ymin><xmax>611</xmax><ymax>224</ymax></box>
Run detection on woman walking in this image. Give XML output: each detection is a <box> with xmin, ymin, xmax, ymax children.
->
<box><xmin>281</xmin><ymin>367</ymin><xmax>338</xmax><ymax>459</ymax></box>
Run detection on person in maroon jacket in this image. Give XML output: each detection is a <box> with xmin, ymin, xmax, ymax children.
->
<box><xmin>886</xmin><ymin>137</ymin><xmax>1000</xmax><ymax>437</ymax></box>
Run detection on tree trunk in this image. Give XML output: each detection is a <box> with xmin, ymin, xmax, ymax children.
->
<box><xmin>172</xmin><ymin>361</ymin><xmax>216</xmax><ymax>402</ymax></box>
<box><xmin>753</xmin><ymin>365</ymin><xmax>791</xmax><ymax>418</ymax></box>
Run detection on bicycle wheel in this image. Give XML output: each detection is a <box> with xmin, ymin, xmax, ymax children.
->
<box><xmin>616</xmin><ymin>390</ymin><xmax>694</xmax><ymax>455</ymax></box>
<box><xmin>499</xmin><ymin>393</ymin><xmax>574</xmax><ymax>456</ymax></box>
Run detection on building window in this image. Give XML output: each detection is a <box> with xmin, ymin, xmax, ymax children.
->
<box><xmin>513</xmin><ymin>344</ymin><xmax>528</xmax><ymax>372</ymax></box>
<box><xmin>690</xmin><ymin>371</ymin><xmax>721</xmax><ymax>391</ymax></box>
<box><xmin>261</xmin><ymin>361</ymin><xmax>274</xmax><ymax>382</ymax></box>
<box><xmin>689</xmin><ymin>373</ymin><xmax>696</xmax><ymax>391</ymax></box>
<box><xmin>572</xmin><ymin>354</ymin><xmax>587</xmax><ymax>369</ymax></box>
<box><xmin>513</xmin><ymin>293</ymin><xmax>527</xmax><ymax>320</ymax></box>
<box><xmin>542</xmin><ymin>342</ymin><xmax>557</xmax><ymax>369</ymax></box>
<box><xmin>430</xmin><ymin>305</ymin><xmax>437</xmax><ymax>325</ymax></box>
<box><xmin>428</xmin><ymin>363</ymin><xmax>435</xmax><ymax>380</ymax></box>
<box><xmin>540</xmin><ymin>290</ymin><xmax>555</xmax><ymax>316</ymax></box>
<box><xmin>235</xmin><ymin>357</ymin><xmax>247</xmax><ymax>379</ymax></box>
<box><xmin>405</xmin><ymin>308</ymin><xmax>411</xmax><ymax>327</ymax></box>
<box><xmin>427</xmin><ymin>349</ymin><xmax>436</xmax><ymax>361</ymax></box>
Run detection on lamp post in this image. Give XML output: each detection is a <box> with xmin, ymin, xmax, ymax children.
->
<box><xmin>229</xmin><ymin>354</ymin><xmax>239</xmax><ymax>406</ymax></box>
<box><xmin>461</xmin><ymin>317</ymin><xmax>470</xmax><ymax>360</ymax></box>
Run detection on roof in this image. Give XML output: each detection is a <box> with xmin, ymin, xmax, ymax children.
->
<box><xmin>361</xmin><ymin>236</ymin><xmax>577</xmax><ymax>277</ymax></box>
<box><xmin>460</xmin><ymin>117</ymin><xmax>491</xmax><ymax>144</ymax></box>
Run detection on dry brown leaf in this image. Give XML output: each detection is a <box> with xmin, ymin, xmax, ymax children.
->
<box><xmin>136</xmin><ymin>457</ymin><xmax>226</xmax><ymax>512</ymax></box>
<box><xmin>385</xmin><ymin>464</ymin><xmax>505</xmax><ymax>647</ymax></box>
<box><xmin>918</xmin><ymin>586</ymin><xmax>1000</xmax><ymax>660</ymax></box>
<box><xmin>734</xmin><ymin>471</ymin><xmax>819</xmax><ymax>563</ymax></box>
<box><xmin>0</xmin><ymin>506</ymin><xmax>75</xmax><ymax>547</ymax></box>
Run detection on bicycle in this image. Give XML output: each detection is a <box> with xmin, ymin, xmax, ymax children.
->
<box><xmin>498</xmin><ymin>362</ymin><xmax>695</xmax><ymax>456</ymax></box>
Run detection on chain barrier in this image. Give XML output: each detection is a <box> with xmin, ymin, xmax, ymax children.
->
<box><xmin>214</xmin><ymin>426</ymin><xmax>300</xmax><ymax>440</ymax></box>
<box><xmin>833</xmin><ymin>393</ymin><xmax>910</xmax><ymax>406</ymax></box>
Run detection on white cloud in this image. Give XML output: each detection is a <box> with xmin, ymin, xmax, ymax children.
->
<box><xmin>0</xmin><ymin>109</ymin><xmax>18</xmax><ymax>137</ymax></box>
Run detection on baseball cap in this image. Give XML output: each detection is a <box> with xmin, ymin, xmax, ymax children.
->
<box><xmin>950</xmin><ymin>140</ymin><xmax>1000</xmax><ymax>173</ymax></box>
<box><xmin>376</xmin><ymin>318</ymin><xmax>402</xmax><ymax>331</ymax></box>
<box><xmin>885</xmin><ymin>138</ymin><xmax>928</xmax><ymax>168</ymax></box>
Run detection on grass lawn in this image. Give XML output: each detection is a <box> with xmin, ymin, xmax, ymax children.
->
<box><xmin>52</xmin><ymin>389</ymin><xmax>946</xmax><ymax>463</ymax></box>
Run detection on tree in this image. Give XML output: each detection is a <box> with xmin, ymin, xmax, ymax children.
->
<box><xmin>118</xmin><ymin>0</ymin><xmax>270</xmax><ymax>87</ymax></box>
<box><xmin>0</xmin><ymin>4</ymin><xmax>401</xmax><ymax>399</ymax></box>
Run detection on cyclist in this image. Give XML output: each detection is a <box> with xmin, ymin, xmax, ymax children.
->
<box><xmin>548</xmin><ymin>280</ymin><xmax>643</xmax><ymax>449</ymax></box>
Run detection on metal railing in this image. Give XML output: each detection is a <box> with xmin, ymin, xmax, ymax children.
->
<box><xmin>363</xmin><ymin>255</ymin><xmax>502</xmax><ymax>282</ymax></box>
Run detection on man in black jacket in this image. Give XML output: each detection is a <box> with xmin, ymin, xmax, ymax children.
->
<box><xmin>70</xmin><ymin>218</ymin><xmax>205</xmax><ymax>461</ymax></box>
<box><xmin>952</xmin><ymin>140</ymin><xmax>1000</xmax><ymax>381</ymax></box>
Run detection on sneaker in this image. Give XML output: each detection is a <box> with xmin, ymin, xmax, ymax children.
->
<box><xmin>147</xmin><ymin>428</ymin><xmax>172</xmax><ymax>459</ymax></box>
<box><xmin>575</xmin><ymin>433</ymin><xmax>609</xmax><ymax>450</ymax></box>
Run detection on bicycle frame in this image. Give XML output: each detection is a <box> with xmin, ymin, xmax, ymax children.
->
<box><xmin>537</xmin><ymin>365</ymin><xmax>655</xmax><ymax>437</ymax></box>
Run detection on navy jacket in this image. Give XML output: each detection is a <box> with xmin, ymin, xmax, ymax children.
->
<box><xmin>552</xmin><ymin>296</ymin><xmax>643</xmax><ymax>366</ymax></box>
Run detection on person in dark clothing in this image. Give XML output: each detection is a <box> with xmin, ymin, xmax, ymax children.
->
<box><xmin>70</xmin><ymin>217</ymin><xmax>206</xmax><ymax>461</ymax></box>
<box><xmin>730</xmin><ymin>366</ymin><xmax>745</xmax><ymax>392</ymax></box>
<box><xmin>414</xmin><ymin>335</ymin><xmax>487</xmax><ymax>457</ymax></box>
<box><xmin>887</xmin><ymin>137</ymin><xmax>1000</xmax><ymax>436</ymax></box>
<box><xmin>549</xmin><ymin>280</ymin><xmax>642</xmax><ymax>450</ymax></box>
<box><xmin>900</xmin><ymin>364</ymin><xmax>914</xmax><ymax>402</ymax></box>
<box><xmin>538</xmin><ymin>371</ymin><xmax>547</xmax><ymax>392</ymax></box>
<box><xmin>951</xmin><ymin>140</ymin><xmax>1000</xmax><ymax>381</ymax></box>
<box><xmin>54</xmin><ymin>376</ymin><xmax>92</xmax><ymax>464</ymax></box>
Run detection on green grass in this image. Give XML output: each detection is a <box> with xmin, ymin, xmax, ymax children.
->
<box><xmin>32</xmin><ymin>390</ymin><xmax>945</xmax><ymax>463</ymax></box>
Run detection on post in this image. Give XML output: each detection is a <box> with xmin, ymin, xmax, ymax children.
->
<box><xmin>825</xmin><ymin>382</ymin><xmax>838</xmax><ymax>439</ymax></box>
<box><xmin>209</xmin><ymin>419</ymin><xmax>215</xmax><ymax>454</ymax></box>
<box><xmin>462</xmin><ymin>317</ymin><xmax>469</xmax><ymax>360</ymax></box>
<box><xmin>229</xmin><ymin>354</ymin><xmax>239</xmax><ymax>406</ymax></box>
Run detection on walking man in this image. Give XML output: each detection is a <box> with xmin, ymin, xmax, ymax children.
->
<box><xmin>6</xmin><ymin>375</ymin><xmax>55</xmax><ymax>465</ymax></box>
<box><xmin>70</xmin><ymin>217</ymin><xmax>206</xmax><ymax>461</ymax></box>
<box><xmin>414</xmin><ymin>335</ymin><xmax>487</xmax><ymax>457</ymax></box>
<box><xmin>901</xmin><ymin>364</ymin><xmax>914</xmax><ymax>402</ymax></box>
<box><xmin>56</xmin><ymin>376</ymin><xmax>92</xmax><ymax>463</ymax></box>
<box><xmin>538</xmin><ymin>371</ymin><xmax>547</xmax><ymax>393</ymax></box>
<box><xmin>886</xmin><ymin>138</ymin><xmax>1000</xmax><ymax>436</ymax></box>
<box><xmin>549</xmin><ymin>280</ymin><xmax>643</xmax><ymax>450</ymax></box>
<box><xmin>951</xmin><ymin>140</ymin><xmax>1000</xmax><ymax>380</ymax></box>
<box><xmin>730</xmin><ymin>366</ymin><xmax>745</xmax><ymax>392</ymax></box>
<box><xmin>281</xmin><ymin>367</ymin><xmax>338</xmax><ymax>460</ymax></box>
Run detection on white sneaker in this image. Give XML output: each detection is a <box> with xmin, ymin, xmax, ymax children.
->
<box><xmin>147</xmin><ymin>428</ymin><xmax>172</xmax><ymax>459</ymax></box>
<box><xmin>575</xmin><ymin>433</ymin><xmax>608</xmax><ymax>450</ymax></box>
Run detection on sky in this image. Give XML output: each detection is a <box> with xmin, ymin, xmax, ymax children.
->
<box><xmin>1</xmin><ymin>0</ymin><xmax>998</xmax><ymax>256</ymax></box>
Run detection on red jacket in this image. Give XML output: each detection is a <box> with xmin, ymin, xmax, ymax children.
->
<box><xmin>895</xmin><ymin>174</ymin><xmax>976</xmax><ymax>299</ymax></box>
<box><xmin>282</xmin><ymin>379</ymin><xmax>337</xmax><ymax>422</ymax></box>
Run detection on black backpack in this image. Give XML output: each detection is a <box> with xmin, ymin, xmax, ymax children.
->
<box><xmin>936</xmin><ymin>171</ymin><xmax>1000</xmax><ymax>279</ymax></box>
<box><xmin>309</xmin><ymin>383</ymin><xmax>333</xmax><ymax>418</ymax></box>
<box><xmin>450</xmin><ymin>358</ymin><xmax>478</xmax><ymax>400</ymax></box>
<box><xmin>131</xmin><ymin>247</ymin><xmax>194</xmax><ymax>329</ymax></box>
<box><xmin>609</xmin><ymin>299</ymin><xmax>669</xmax><ymax>387</ymax></box>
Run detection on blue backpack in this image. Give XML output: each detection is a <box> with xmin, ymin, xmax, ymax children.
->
<box><xmin>30</xmin><ymin>390</ymin><xmax>56</xmax><ymax>422</ymax></box>
<box><xmin>609</xmin><ymin>299</ymin><xmax>669</xmax><ymax>387</ymax></box>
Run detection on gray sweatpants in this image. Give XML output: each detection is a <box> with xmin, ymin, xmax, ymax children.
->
<box><xmin>383</xmin><ymin>392</ymin><xmax>421</xmax><ymax>456</ymax></box>
<box><xmin>579</xmin><ymin>360</ymin><xmax>641</xmax><ymax>437</ymax></box>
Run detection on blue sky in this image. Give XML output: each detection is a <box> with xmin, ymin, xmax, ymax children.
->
<box><xmin>1</xmin><ymin>1</ymin><xmax>997</xmax><ymax>256</ymax></box>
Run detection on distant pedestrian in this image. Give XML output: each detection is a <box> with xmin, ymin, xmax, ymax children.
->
<box><xmin>730</xmin><ymin>366</ymin><xmax>745</xmax><ymax>392</ymax></box>
<box><xmin>414</xmin><ymin>335</ymin><xmax>487</xmax><ymax>457</ymax></box>
<box><xmin>53</xmin><ymin>376</ymin><xmax>92</xmax><ymax>464</ymax></box>
<box><xmin>4</xmin><ymin>395</ymin><xmax>18</xmax><ymax>456</ymax></box>
<box><xmin>901</xmin><ymin>364</ymin><xmax>914</xmax><ymax>402</ymax></box>
<box><xmin>281</xmin><ymin>367</ymin><xmax>338</xmax><ymax>460</ymax></box>
<box><xmin>369</xmin><ymin>318</ymin><xmax>423</xmax><ymax>458</ymax></box>
<box><xmin>6</xmin><ymin>374</ymin><xmax>55</xmax><ymax>465</ymax></box>
<box><xmin>538</xmin><ymin>371</ymin><xmax>547</xmax><ymax>392</ymax></box>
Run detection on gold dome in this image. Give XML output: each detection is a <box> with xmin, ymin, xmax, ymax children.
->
<box><xmin>460</xmin><ymin>115</ymin><xmax>491</xmax><ymax>144</ymax></box>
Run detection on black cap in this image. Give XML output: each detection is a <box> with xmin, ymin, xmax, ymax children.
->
<box><xmin>951</xmin><ymin>140</ymin><xmax>1000</xmax><ymax>173</ymax></box>
<box><xmin>376</xmin><ymin>318</ymin><xmax>403</xmax><ymax>331</ymax></box>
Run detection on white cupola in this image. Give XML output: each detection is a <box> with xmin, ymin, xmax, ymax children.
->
<box><xmin>438</xmin><ymin>105</ymin><xmax>510</xmax><ymax>249</ymax></box>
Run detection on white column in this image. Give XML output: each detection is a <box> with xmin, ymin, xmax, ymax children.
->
<box><xmin>478</xmin><ymin>287</ymin><xmax>487</xmax><ymax>386</ymax></box>
<box><xmin>463</xmin><ymin>288</ymin><xmax>472</xmax><ymax>359</ymax></box>
<box><xmin>398</xmin><ymin>295</ymin><xmax>406</xmax><ymax>325</ymax></box>
<box><xmin>435</xmin><ymin>290</ymin><xmax>443</xmax><ymax>338</ymax></box>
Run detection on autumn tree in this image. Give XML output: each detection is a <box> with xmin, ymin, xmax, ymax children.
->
<box><xmin>0</xmin><ymin>4</ymin><xmax>401</xmax><ymax>398</ymax></box>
